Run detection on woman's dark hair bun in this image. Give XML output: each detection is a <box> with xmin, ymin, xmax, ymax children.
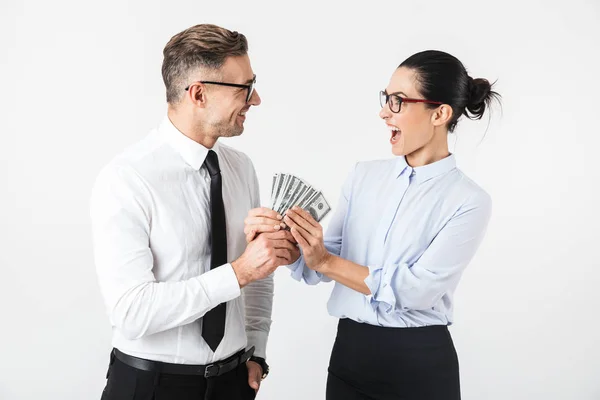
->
<box><xmin>465</xmin><ymin>77</ymin><xmax>498</xmax><ymax>121</ymax></box>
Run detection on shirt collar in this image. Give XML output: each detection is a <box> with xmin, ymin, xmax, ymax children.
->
<box><xmin>413</xmin><ymin>154</ymin><xmax>456</xmax><ymax>184</ymax></box>
<box><xmin>394</xmin><ymin>155</ymin><xmax>411</xmax><ymax>178</ymax></box>
<box><xmin>159</xmin><ymin>116</ymin><xmax>218</xmax><ymax>170</ymax></box>
<box><xmin>395</xmin><ymin>154</ymin><xmax>456</xmax><ymax>184</ymax></box>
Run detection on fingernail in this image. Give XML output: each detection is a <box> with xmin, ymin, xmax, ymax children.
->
<box><xmin>277</xmin><ymin>214</ymin><xmax>283</xmax><ymax>220</ymax></box>
<box><xmin>292</xmin><ymin>206</ymin><xmax>299</xmax><ymax>211</ymax></box>
<box><xmin>274</xmin><ymin>225</ymin><xmax>280</xmax><ymax>230</ymax></box>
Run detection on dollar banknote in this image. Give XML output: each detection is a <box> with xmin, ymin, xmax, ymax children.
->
<box><xmin>270</xmin><ymin>173</ymin><xmax>331</xmax><ymax>222</ymax></box>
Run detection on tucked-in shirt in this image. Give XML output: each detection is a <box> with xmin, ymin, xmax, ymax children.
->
<box><xmin>288</xmin><ymin>154</ymin><xmax>491</xmax><ymax>327</ymax></box>
<box><xmin>90</xmin><ymin>116</ymin><xmax>272</xmax><ymax>364</ymax></box>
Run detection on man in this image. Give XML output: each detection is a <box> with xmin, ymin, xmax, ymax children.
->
<box><xmin>90</xmin><ymin>24</ymin><xmax>298</xmax><ymax>399</ymax></box>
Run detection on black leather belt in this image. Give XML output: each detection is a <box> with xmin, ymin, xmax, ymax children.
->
<box><xmin>113</xmin><ymin>346</ymin><xmax>255</xmax><ymax>378</ymax></box>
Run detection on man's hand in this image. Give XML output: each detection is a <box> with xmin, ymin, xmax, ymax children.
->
<box><xmin>244</xmin><ymin>207</ymin><xmax>287</xmax><ymax>243</ymax></box>
<box><xmin>232</xmin><ymin>230</ymin><xmax>299</xmax><ymax>287</ymax></box>
<box><xmin>246</xmin><ymin>361</ymin><xmax>263</xmax><ymax>393</ymax></box>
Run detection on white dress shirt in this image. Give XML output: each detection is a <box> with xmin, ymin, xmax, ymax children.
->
<box><xmin>90</xmin><ymin>116</ymin><xmax>272</xmax><ymax>364</ymax></box>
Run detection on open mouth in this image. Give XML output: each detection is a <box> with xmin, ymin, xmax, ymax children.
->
<box><xmin>389</xmin><ymin>126</ymin><xmax>400</xmax><ymax>143</ymax></box>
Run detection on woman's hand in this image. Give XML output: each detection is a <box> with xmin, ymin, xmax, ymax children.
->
<box><xmin>284</xmin><ymin>206</ymin><xmax>331</xmax><ymax>271</ymax></box>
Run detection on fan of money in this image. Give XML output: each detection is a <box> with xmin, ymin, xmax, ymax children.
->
<box><xmin>270</xmin><ymin>173</ymin><xmax>331</xmax><ymax>223</ymax></box>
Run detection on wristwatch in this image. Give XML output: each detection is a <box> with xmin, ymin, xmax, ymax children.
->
<box><xmin>249</xmin><ymin>356</ymin><xmax>269</xmax><ymax>379</ymax></box>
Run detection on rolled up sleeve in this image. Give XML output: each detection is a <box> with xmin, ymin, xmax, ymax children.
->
<box><xmin>364</xmin><ymin>194</ymin><xmax>492</xmax><ymax>313</ymax></box>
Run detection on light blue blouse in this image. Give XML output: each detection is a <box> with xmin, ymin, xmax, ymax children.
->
<box><xmin>288</xmin><ymin>155</ymin><xmax>492</xmax><ymax>327</ymax></box>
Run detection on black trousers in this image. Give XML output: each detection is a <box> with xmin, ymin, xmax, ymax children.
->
<box><xmin>100</xmin><ymin>351</ymin><xmax>256</xmax><ymax>400</ymax></box>
<box><xmin>326</xmin><ymin>318</ymin><xmax>460</xmax><ymax>400</ymax></box>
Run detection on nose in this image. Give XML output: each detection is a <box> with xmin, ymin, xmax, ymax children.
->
<box><xmin>379</xmin><ymin>104</ymin><xmax>390</xmax><ymax>120</ymax></box>
<box><xmin>249</xmin><ymin>89</ymin><xmax>261</xmax><ymax>106</ymax></box>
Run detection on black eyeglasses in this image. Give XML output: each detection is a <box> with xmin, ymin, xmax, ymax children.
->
<box><xmin>185</xmin><ymin>75</ymin><xmax>256</xmax><ymax>102</ymax></box>
<box><xmin>379</xmin><ymin>90</ymin><xmax>443</xmax><ymax>113</ymax></box>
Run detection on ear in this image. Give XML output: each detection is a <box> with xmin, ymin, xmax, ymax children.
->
<box><xmin>431</xmin><ymin>104</ymin><xmax>453</xmax><ymax>128</ymax></box>
<box><xmin>186</xmin><ymin>83</ymin><xmax>208</xmax><ymax>108</ymax></box>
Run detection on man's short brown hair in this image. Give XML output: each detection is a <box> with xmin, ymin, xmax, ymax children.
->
<box><xmin>162</xmin><ymin>24</ymin><xmax>248</xmax><ymax>104</ymax></box>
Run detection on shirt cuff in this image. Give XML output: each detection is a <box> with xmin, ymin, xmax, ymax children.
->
<box><xmin>246</xmin><ymin>330</ymin><xmax>268</xmax><ymax>359</ymax></box>
<box><xmin>364</xmin><ymin>264</ymin><xmax>396</xmax><ymax>313</ymax></box>
<box><xmin>200</xmin><ymin>263</ymin><xmax>241</xmax><ymax>306</ymax></box>
<box><xmin>364</xmin><ymin>265</ymin><xmax>383</xmax><ymax>298</ymax></box>
<box><xmin>285</xmin><ymin>246</ymin><xmax>304</xmax><ymax>279</ymax></box>
<box><xmin>286</xmin><ymin>252</ymin><xmax>326</xmax><ymax>285</ymax></box>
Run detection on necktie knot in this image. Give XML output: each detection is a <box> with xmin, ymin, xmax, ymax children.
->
<box><xmin>204</xmin><ymin>150</ymin><xmax>220</xmax><ymax>177</ymax></box>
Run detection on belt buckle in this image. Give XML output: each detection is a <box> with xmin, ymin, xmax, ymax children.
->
<box><xmin>204</xmin><ymin>363</ymin><xmax>219</xmax><ymax>378</ymax></box>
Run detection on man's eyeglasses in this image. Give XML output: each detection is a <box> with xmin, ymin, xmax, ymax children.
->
<box><xmin>379</xmin><ymin>90</ymin><xmax>442</xmax><ymax>113</ymax></box>
<box><xmin>185</xmin><ymin>75</ymin><xmax>256</xmax><ymax>102</ymax></box>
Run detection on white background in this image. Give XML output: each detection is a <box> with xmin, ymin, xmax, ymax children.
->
<box><xmin>1</xmin><ymin>0</ymin><xmax>599</xmax><ymax>399</ymax></box>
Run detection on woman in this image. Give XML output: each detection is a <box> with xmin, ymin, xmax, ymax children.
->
<box><xmin>245</xmin><ymin>50</ymin><xmax>500</xmax><ymax>400</ymax></box>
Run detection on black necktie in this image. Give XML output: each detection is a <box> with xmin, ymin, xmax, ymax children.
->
<box><xmin>201</xmin><ymin>150</ymin><xmax>227</xmax><ymax>352</ymax></box>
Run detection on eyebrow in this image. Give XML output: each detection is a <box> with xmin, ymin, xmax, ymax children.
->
<box><xmin>386</xmin><ymin>90</ymin><xmax>408</xmax><ymax>97</ymax></box>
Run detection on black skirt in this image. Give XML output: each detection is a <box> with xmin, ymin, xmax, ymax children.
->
<box><xmin>327</xmin><ymin>318</ymin><xmax>460</xmax><ymax>400</ymax></box>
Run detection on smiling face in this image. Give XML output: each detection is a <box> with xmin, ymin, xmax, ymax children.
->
<box><xmin>200</xmin><ymin>55</ymin><xmax>261</xmax><ymax>139</ymax></box>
